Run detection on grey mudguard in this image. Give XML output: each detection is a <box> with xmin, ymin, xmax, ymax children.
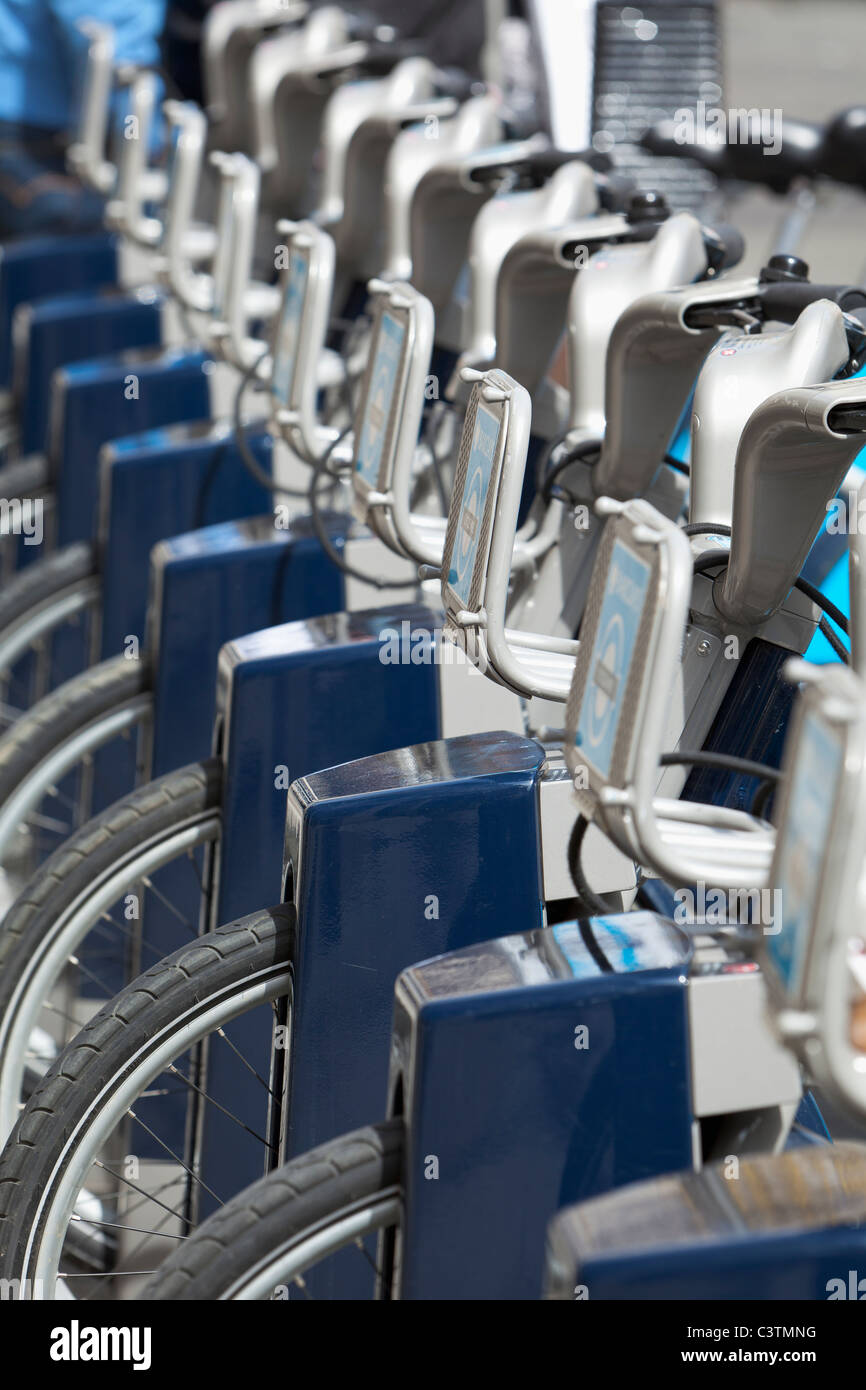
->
<box><xmin>319</xmin><ymin>62</ymin><xmax>452</xmax><ymax>281</ymax></box>
<box><xmin>401</xmin><ymin>134</ymin><xmax>552</xmax><ymax>314</ymax></box>
<box><xmin>249</xmin><ymin>12</ymin><xmax>367</xmax><ymax>215</ymax></box>
<box><xmin>689</xmin><ymin>299</ymin><xmax>850</xmax><ymax>530</ymax></box>
<box><xmin>457</xmin><ymin>161</ymin><xmax>599</xmax><ymax>372</ymax></box>
<box><xmin>203</xmin><ymin>0</ymin><xmax>305</xmax><ymax>140</ymax></box>
<box><xmin>383</xmin><ymin>96</ymin><xmax>505</xmax><ymax>287</ymax></box>
<box><xmin>569</xmin><ymin>213</ymin><xmax>710</xmax><ymax>438</ymax></box>
<box><xmin>317</xmin><ymin>58</ymin><xmax>438</xmax><ymax>229</ymax></box>
<box><xmin>593</xmin><ymin>275</ymin><xmax>761</xmax><ymax>501</ymax></box>
<box><xmin>717</xmin><ymin>377</ymin><xmax>866</xmax><ymax>628</ymax></box>
<box><xmin>493</xmin><ymin>215</ymin><xmax>628</xmax><ymax>398</ymax></box>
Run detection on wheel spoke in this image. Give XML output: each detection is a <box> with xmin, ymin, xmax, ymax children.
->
<box><xmin>127</xmin><ymin>1106</ymin><xmax>224</xmax><ymax>1207</ymax></box>
<box><xmin>167</xmin><ymin>1063</ymin><xmax>276</xmax><ymax>1152</ymax></box>
<box><xmin>215</xmin><ymin>1027</ymin><xmax>279</xmax><ymax>1101</ymax></box>
<box><xmin>141</xmin><ymin>876</ymin><xmax>199</xmax><ymax>938</ymax></box>
<box><xmin>89</xmin><ymin>1157</ymin><xmax>191</xmax><ymax>1230</ymax></box>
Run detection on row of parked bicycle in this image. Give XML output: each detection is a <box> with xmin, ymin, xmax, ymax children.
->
<box><xmin>0</xmin><ymin>1</ymin><xmax>864</xmax><ymax>1301</ymax></box>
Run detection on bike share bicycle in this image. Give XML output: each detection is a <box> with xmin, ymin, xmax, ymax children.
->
<box><xmin>2</xmin><ymin>270</ymin><xmax>865</xmax><ymax>1295</ymax></box>
<box><xmin>2</xmin><ymin>0</ymin><xmax>865</xmax><ymax>1305</ymax></box>
<box><xmin>129</xmin><ymin>368</ymin><xmax>866</xmax><ymax>1301</ymax></box>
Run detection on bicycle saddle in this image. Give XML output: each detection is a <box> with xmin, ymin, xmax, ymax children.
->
<box><xmin>640</xmin><ymin>116</ymin><xmax>826</xmax><ymax>193</ymax></box>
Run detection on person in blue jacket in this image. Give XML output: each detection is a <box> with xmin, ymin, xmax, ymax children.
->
<box><xmin>0</xmin><ymin>0</ymin><xmax>166</xmax><ymax>238</ymax></box>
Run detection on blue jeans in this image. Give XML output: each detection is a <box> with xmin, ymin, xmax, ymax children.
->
<box><xmin>0</xmin><ymin>121</ymin><xmax>105</xmax><ymax>240</ymax></box>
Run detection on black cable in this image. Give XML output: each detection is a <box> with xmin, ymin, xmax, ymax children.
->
<box><xmin>750</xmin><ymin>777</ymin><xmax>777</xmax><ymax>820</ymax></box>
<box><xmin>534</xmin><ymin>428</ymin><xmax>574</xmax><ymax>493</ymax></box>
<box><xmin>566</xmin><ymin>815</ymin><xmax>615</xmax><ymax>917</ymax></box>
<box><xmin>193</xmin><ymin>436</ymin><xmax>230</xmax><ymax>531</ymax></box>
<box><xmin>577</xmin><ymin>915</ymin><xmax>616</xmax><ymax>973</ymax></box>
<box><xmin>819</xmin><ymin>615</ymin><xmax>850</xmax><ymax>664</ymax></box>
<box><xmin>682</xmin><ymin>522</ymin><xmax>731</xmax><ymax>538</ymax></box>
<box><xmin>692</xmin><ymin>549</ymin><xmax>729</xmax><ymax>577</ymax></box>
<box><xmin>659</xmin><ymin>750</ymin><xmax>783</xmax><ymax>784</ymax></box>
<box><xmin>663</xmin><ymin>452</ymin><xmax>690</xmax><ymax>476</ymax></box>
<box><xmin>661</xmin><ymin>750</ymin><xmax>784</xmax><ymax>825</ymax></box>
<box><xmin>794</xmin><ymin>575</ymin><xmax>849</xmax><ymax>636</ymax></box>
<box><xmin>233</xmin><ymin>347</ymin><xmax>308</xmax><ymax>498</ymax></box>
<box><xmin>417</xmin><ymin>397</ymin><xmax>461</xmax><ymax>515</ymax></box>
<box><xmin>539</xmin><ymin>438</ymin><xmax>603</xmax><ymax>505</ymax></box>
<box><xmin>306</xmin><ymin>433</ymin><xmax>421</xmax><ymax>593</ymax></box>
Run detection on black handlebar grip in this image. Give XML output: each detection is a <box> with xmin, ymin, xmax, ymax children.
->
<box><xmin>761</xmin><ymin>281</ymin><xmax>866</xmax><ymax>323</ymax></box>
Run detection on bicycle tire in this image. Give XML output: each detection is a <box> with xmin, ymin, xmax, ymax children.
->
<box><xmin>0</xmin><ymin>903</ymin><xmax>296</xmax><ymax>1297</ymax></box>
<box><xmin>0</xmin><ymin>542</ymin><xmax>98</xmax><ymax>671</ymax></box>
<box><xmin>143</xmin><ymin>1119</ymin><xmax>404</xmax><ymax>1300</ymax></box>
<box><xmin>0</xmin><ymin>452</ymin><xmax>50</xmax><ymax>504</ymax></box>
<box><xmin>0</xmin><ymin>757</ymin><xmax>223</xmax><ymax>1142</ymax></box>
<box><xmin>0</xmin><ymin>653</ymin><xmax>151</xmax><ymax>862</ymax></box>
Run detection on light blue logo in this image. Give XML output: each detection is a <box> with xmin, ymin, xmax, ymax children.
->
<box><xmin>768</xmin><ymin>712</ymin><xmax>842</xmax><ymax>991</ymax></box>
<box><xmin>272</xmin><ymin>254</ymin><xmax>308</xmax><ymax>405</ymax></box>
<box><xmin>448</xmin><ymin>403</ymin><xmax>500</xmax><ymax>607</ymax></box>
<box><xmin>356</xmin><ymin>311</ymin><xmax>405</xmax><ymax>486</ymax></box>
<box><xmin>575</xmin><ymin>539</ymin><xmax>651</xmax><ymax>778</ymax></box>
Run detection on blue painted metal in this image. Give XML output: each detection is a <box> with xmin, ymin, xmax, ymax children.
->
<box><xmin>0</xmin><ymin>233</ymin><xmax>117</xmax><ymax>388</ymax></box>
<box><xmin>52</xmin><ymin>346</ymin><xmax>212</xmax><ymax>548</ymax></box>
<box><xmin>19</xmin><ymin>287</ymin><xmax>164</xmax><ymax>456</ymax></box>
<box><xmin>198</xmin><ymin>730</ymin><xmax>546</xmax><ymax>1290</ymax></box>
<box><xmin>98</xmin><ymin>423</ymin><xmax>275</xmax><ymax>660</ymax></box>
<box><xmin>129</xmin><ymin>517</ymin><xmax>349</xmax><ymax>985</ymax></box>
<box><xmin>84</xmin><ymin>427</ymin><xmax>276</xmax><ymax>838</ymax></box>
<box><xmin>573</xmin><ymin>1214</ymin><xmax>866</xmax><ymax>1300</ymax></box>
<box><xmin>285</xmin><ymin>732</ymin><xmax>546</xmax><ymax>1160</ymax></box>
<box><xmin>147</xmin><ymin>517</ymin><xmax>346</xmax><ymax>780</ymax></box>
<box><xmin>394</xmin><ymin>913</ymin><xmax>693</xmax><ymax>1299</ymax></box>
<box><xmin>214</xmin><ymin>604</ymin><xmax>443</xmax><ymax>927</ymax></box>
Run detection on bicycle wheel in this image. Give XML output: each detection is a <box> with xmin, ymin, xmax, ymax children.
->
<box><xmin>0</xmin><ymin>653</ymin><xmax>151</xmax><ymax>875</ymax></box>
<box><xmin>0</xmin><ymin>542</ymin><xmax>100</xmax><ymax>721</ymax></box>
<box><xmin>0</xmin><ymin>758</ymin><xmax>222</xmax><ymax>1143</ymax></box>
<box><xmin>142</xmin><ymin>1121</ymin><xmax>404</xmax><ymax>1300</ymax></box>
<box><xmin>0</xmin><ymin>904</ymin><xmax>295</xmax><ymax>1300</ymax></box>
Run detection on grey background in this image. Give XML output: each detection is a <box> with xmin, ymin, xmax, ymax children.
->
<box><xmin>719</xmin><ymin>0</ymin><xmax>866</xmax><ymax>278</ymax></box>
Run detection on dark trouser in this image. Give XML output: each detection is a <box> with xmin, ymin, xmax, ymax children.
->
<box><xmin>0</xmin><ymin>121</ymin><xmax>105</xmax><ymax>240</ymax></box>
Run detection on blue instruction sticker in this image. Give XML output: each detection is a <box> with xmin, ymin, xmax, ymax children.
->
<box><xmin>271</xmin><ymin>253</ymin><xmax>308</xmax><ymax>405</ymax></box>
<box><xmin>768</xmin><ymin>712</ymin><xmax>842</xmax><ymax>996</ymax></box>
<box><xmin>355</xmin><ymin>311</ymin><xmax>405</xmax><ymax>486</ymax></box>
<box><xmin>448</xmin><ymin>403</ymin><xmax>500</xmax><ymax>608</ymax></box>
<box><xmin>576</xmin><ymin>539</ymin><xmax>651</xmax><ymax>778</ymax></box>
